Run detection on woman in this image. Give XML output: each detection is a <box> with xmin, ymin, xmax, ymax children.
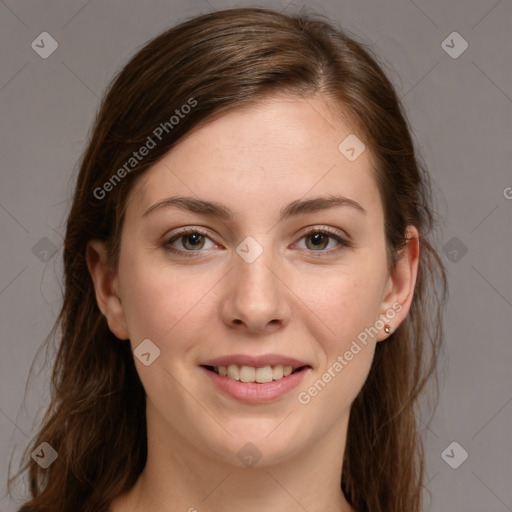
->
<box><xmin>9</xmin><ymin>6</ymin><xmax>447</xmax><ymax>512</ymax></box>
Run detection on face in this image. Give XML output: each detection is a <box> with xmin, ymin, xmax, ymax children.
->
<box><xmin>88</xmin><ymin>94</ymin><xmax>417</xmax><ymax>468</ymax></box>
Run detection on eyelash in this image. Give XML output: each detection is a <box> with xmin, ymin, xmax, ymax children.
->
<box><xmin>162</xmin><ymin>226</ymin><xmax>354</xmax><ymax>258</ymax></box>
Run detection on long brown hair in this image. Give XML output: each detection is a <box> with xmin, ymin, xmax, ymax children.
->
<box><xmin>8</xmin><ymin>7</ymin><xmax>448</xmax><ymax>512</ymax></box>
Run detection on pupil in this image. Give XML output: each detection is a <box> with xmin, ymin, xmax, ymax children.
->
<box><xmin>309</xmin><ymin>233</ymin><xmax>327</xmax><ymax>249</ymax></box>
<box><xmin>185</xmin><ymin>233</ymin><xmax>203</xmax><ymax>249</ymax></box>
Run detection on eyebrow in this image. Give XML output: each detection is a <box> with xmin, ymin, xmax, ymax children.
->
<box><xmin>142</xmin><ymin>194</ymin><xmax>367</xmax><ymax>220</ymax></box>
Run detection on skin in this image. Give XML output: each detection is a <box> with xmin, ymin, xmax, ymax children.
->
<box><xmin>87</xmin><ymin>94</ymin><xmax>419</xmax><ymax>512</ymax></box>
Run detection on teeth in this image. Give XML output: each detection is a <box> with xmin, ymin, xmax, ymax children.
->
<box><xmin>216</xmin><ymin>364</ymin><xmax>298</xmax><ymax>383</ymax></box>
<box><xmin>283</xmin><ymin>366</ymin><xmax>293</xmax><ymax>377</ymax></box>
<box><xmin>273</xmin><ymin>365</ymin><xmax>284</xmax><ymax>380</ymax></box>
<box><xmin>255</xmin><ymin>366</ymin><xmax>273</xmax><ymax>383</ymax></box>
<box><xmin>239</xmin><ymin>365</ymin><xmax>255</xmax><ymax>382</ymax></box>
<box><xmin>227</xmin><ymin>364</ymin><xmax>239</xmax><ymax>380</ymax></box>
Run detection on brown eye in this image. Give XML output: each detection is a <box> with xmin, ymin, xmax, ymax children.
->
<box><xmin>164</xmin><ymin>228</ymin><xmax>216</xmax><ymax>256</ymax></box>
<box><xmin>181</xmin><ymin>232</ymin><xmax>206</xmax><ymax>250</ymax></box>
<box><xmin>305</xmin><ymin>232</ymin><xmax>330</xmax><ymax>251</ymax></box>
<box><xmin>296</xmin><ymin>228</ymin><xmax>351</xmax><ymax>254</ymax></box>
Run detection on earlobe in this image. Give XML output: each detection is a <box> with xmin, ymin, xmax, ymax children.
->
<box><xmin>377</xmin><ymin>226</ymin><xmax>420</xmax><ymax>342</ymax></box>
<box><xmin>86</xmin><ymin>239</ymin><xmax>130</xmax><ymax>340</ymax></box>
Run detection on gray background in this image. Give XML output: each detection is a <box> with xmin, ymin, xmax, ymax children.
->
<box><xmin>1</xmin><ymin>0</ymin><xmax>511</xmax><ymax>511</ymax></box>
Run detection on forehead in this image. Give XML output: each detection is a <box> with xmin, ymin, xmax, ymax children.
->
<box><xmin>125</xmin><ymin>94</ymin><xmax>383</xmax><ymax>224</ymax></box>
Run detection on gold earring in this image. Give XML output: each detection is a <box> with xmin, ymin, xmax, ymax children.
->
<box><xmin>384</xmin><ymin>324</ymin><xmax>391</xmax><ymax>333</ymax></box>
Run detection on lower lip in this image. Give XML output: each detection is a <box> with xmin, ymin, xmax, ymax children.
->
<box><xmin>200</xmin><ymin>366</ymin><xmax>311</xmax><ymax>404</ymax></box>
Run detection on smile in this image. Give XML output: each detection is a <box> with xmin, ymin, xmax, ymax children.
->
<box><xmin>200</xmin><ymin>364</ymin><xmax>311</xmax><ymax>403</ymax></box>
<box><xmin>203</xmin><ymin>364</ymin><xmax>306</xmax><ymax>383</ymax></box>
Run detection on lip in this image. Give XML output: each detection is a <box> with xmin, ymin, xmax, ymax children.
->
<box><xmin>200</xmin><ymin>353</ymin><xmax>310</xmax><ymax>368</ymax></box>
<box><xmin>200</xmin><ymin>365</ymin><xmax>311</xmax><ymax>404</ymax></box>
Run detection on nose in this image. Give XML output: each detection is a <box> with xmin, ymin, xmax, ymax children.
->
<box><xmin>221</xmin><ymin>242</ymin><xmax>291</xmax><ymax>334</ymax></box>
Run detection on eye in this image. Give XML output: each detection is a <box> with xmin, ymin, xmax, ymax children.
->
<box><xmin>295</xmin><ymin>227</ymin><xmax>353</xmax><ymax>254</ymax></box>
<box><xmin>164</xmin><ymin>228</ymin><xmax>217</xmax><ymax>255</ymax></box>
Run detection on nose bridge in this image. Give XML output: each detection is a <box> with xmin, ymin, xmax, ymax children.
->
<box><xmin>235</xmin><ymin>234</ymin><xmax>281</xmax><ymax>302</ymax></box>
<box><xmin>224</xmin><ymin>234</ymin><xmax>289</xmax><ymax>331</ymax></box>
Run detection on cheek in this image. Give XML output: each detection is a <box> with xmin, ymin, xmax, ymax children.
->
<box><xmin>117</xmin><ymin>249</ymin><xmax>220</xmax><ymax>343</ymax></box>
<box><xmin>120</xmin><ymin>273</ymin><xmax>172</xmax><ymax>341</ymax></box>
<box><xmin>296</xmin><ymin>268</ymin><xmax>381</xmax><ymax>414</ymax></box>
<box><xmin>299</xmin><ymin>256</ymin><xmax>386</xmax><ymax>344</ymax></box>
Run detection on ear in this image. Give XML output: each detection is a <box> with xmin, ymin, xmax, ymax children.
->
<box><xmin>86</xmin><ymin>239</ymin><xmax>130</xmax><ymax>340</ymax></box>
<box><xmin>376</xmin><ymin>225</ymin><xmax>420</xmax><ymax>342</ymax></box>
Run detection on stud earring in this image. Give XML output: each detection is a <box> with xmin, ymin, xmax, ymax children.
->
<box><xmin>384</xmin><ymin>324</ymin><xmax>391</xmax><ymax>334</ymax></box>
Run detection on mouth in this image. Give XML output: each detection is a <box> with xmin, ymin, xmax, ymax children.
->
<box><xmin>200</xmin><ymin>364</ymin><xmax>311</xmax><ymax>384</ymax></box>
<box><xmin>200</xmin><ymin>362</ymin><xmax>312</xmax><ymax>403</ymax></box>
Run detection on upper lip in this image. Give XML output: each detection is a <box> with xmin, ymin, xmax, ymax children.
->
<box><xmin>200</xmin><ymin>354</ymin><xmax>311</xmax><ymax>369</ymax></box>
